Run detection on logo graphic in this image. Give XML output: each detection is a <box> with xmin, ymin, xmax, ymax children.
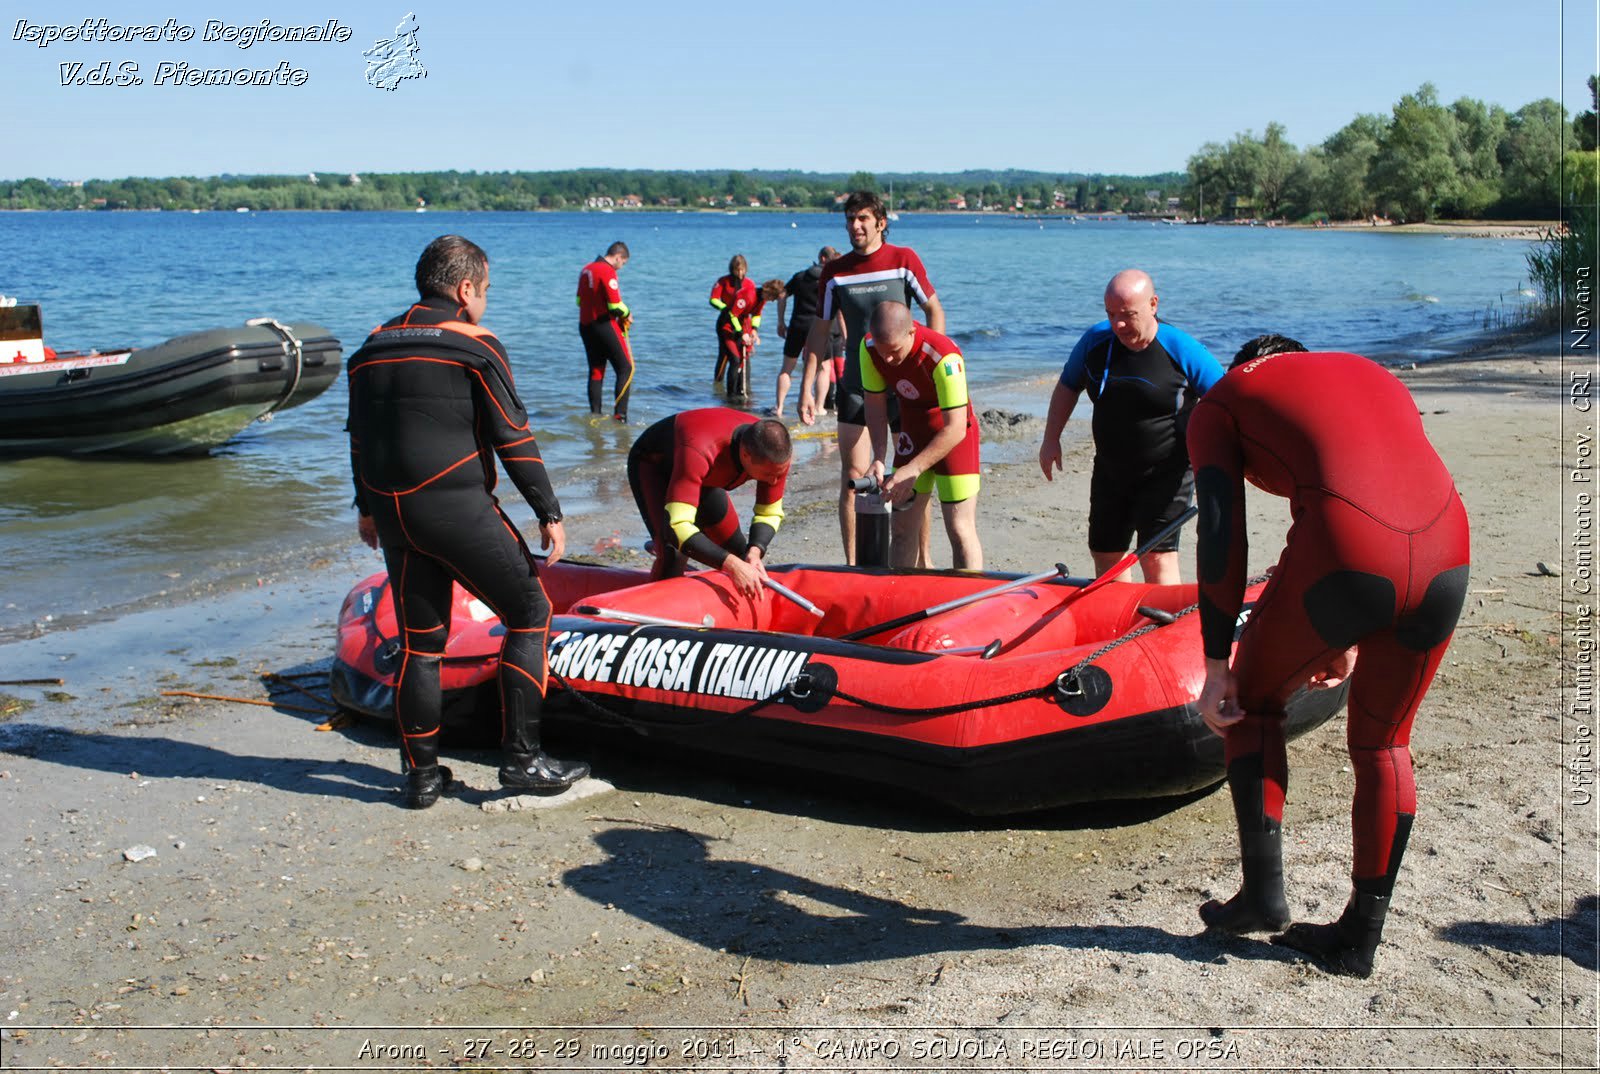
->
<box><xmin>895</xmin><ymin>431</ymin><xmax>914</xmax><ymax>458</ymax></box>
<box><xmin>363</xmin><ymin>12</ymin><xmax>425</xmax><ymax>91</ymax></box>
<box><xmin>895</xmin><ymin>379</ymin><xmax>921</xmax><ymax>400</ymax></box>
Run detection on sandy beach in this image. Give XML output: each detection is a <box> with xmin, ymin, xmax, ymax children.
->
<box><xmin>0</xmin><ymin>329</ymin><xmax>1591</xmax><ymax>1071</ymax></box>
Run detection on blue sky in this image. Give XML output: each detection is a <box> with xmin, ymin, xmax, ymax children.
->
<box><xmin>2</xmin><ymin>1</ymin><xmax>1594</xmax><ymax>180</ymax></box>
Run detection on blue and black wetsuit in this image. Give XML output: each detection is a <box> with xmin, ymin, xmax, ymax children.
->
<box><xmin>347</xmin><ymin>296</ymin><xmax>562</xmax><ymax>771</ymax></box>
<box><xmin>1059</xmin><ymin>321</ymin><xmax>1223</xmax><ymax>553</ymax></box>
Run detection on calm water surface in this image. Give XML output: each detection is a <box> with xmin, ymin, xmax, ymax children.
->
<box><xmin>0</xmin><ymin>211</ymin><xmax>1540</xmax><ymax>637</ymax></box>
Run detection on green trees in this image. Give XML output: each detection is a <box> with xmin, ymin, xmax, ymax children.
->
<box><xmin>1188</xmin><ymin>81</ymin><xmax>1580</xmax><ymax>222</ymax></box>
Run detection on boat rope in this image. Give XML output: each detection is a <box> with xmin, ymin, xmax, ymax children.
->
<box><xmin>247</xmin><ymin>317</ymin><xmax>304</xmax><ymax>422</ymax></box>
<box><xmin>1052</xmin><ymin>571</ymin><xmax>1271</xmax><ymax>707</ymax></box>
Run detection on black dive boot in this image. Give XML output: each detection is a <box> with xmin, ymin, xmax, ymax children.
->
<box><xmin>499</xmin><ymin>751</ymin><xmax>591</xmax><ymax>793</ymax></box>
<box><xmin>498</xmin><ymin>695</ymin><xmax>590</xmax><ymax>794</ymax></box>
<box><xmin>1199</xmin><ymin>756</ymin><xmax>1291</xmax><ymax>934</ymax></box>
<box><xmin>1274</xmin><ymin>888</ymin><xmax>1390</xmax><ymax>978</ymax></box>
<box><xmin>401</xmin><ymin>741</ymin><xmax>453</xmax><ymax>810</ymax></box>
<box><xmin>1274</xmin><ymin>814</ymin><xmax>1412</xmax><ymax>977</ymax></box>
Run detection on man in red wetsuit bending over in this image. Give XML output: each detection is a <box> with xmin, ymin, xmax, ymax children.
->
<box><xmin>1187</xmin><ymin>334</ymin><xmax>1470</xmax><ymax>978</ymax></box>
<box><xmin>627</xmin><ymin>408</ymin><xmax>791</xmax><ymax>597</ymax></box>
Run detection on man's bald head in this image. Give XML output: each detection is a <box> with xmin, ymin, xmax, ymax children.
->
<box><xmin>1103</xmin><ymin>269</ymin><xmax>1160</xmax><ymax>351</ymax></box>
<box><xmin>868</xmin><ymin>302</ymin><xmax>917</xmax><ymax>361</ymax></box>
<box><xmin>1105</xmin><ymin>269</ymin><xmax>1155</xmax><ymax>305</ymax></box>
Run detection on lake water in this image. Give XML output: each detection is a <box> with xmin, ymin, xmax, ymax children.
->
<box><xmin>0</xmin><ymin>210</ymin><xmax>1541</xmax><ymax>638</ymax></box>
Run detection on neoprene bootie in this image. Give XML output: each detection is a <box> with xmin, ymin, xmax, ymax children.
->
<box><xmin>405</xmin><ymin>763</ymin><xmax>454</xmax><ymax>809</ymax></box>
<box><xmin>499</xmin><ymin>751</ymin><xmax>590</xmax><ymax>793</ymax></box>
<box><xmin>1199</xmin><ymin>756</ymin><xmax>1291</xmax><ymax>933</ymax></box>
<box><xmin>400</xmin><ymin>737</ymin><xmax>452</xmax><ymax>809</ymax></box>
<box><xmin>1274</xmin><ymin>888</ymin><xmax>1391</xmax><ymax>978</ymax></box>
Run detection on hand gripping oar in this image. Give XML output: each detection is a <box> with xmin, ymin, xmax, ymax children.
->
<box><xmin>763</xmin><ymin>576</ymin><xmax>826</xmax><ymax>618</ymax></box>
<box><xmin>839</xmin><ymin>563</ymin><xmax>1071</xmax><ymax>643</ymax></box>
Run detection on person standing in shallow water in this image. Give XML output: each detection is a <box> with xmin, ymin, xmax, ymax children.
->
<box><xmin>1188</xmin><ymin>333</ymin><xmax>1470</xmax><ymax>978</ymax></box>
<box><xmin>576</xmin><ymin>240</ymin><xmax>633</xmax><ymax>422</ymax></box>
<box><xmin>346</xmin><ymin>235</ymin><xmax>591</xmax><ymax>809</ymax></box>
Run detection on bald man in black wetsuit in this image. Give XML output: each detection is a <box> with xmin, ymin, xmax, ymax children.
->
<box><xmin>347</xmin><ymin>235</ymin><xmax>590</xmax><ymax>808</ymax></box>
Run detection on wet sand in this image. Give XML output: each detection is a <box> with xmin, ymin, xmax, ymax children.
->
<box><xmin>0</xmin><ymin>330</ymin><xmax>1592</xmax><ymax>1071</ymax></box>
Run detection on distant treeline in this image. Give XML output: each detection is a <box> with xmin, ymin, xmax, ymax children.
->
<box><xmin>3</xmin><ymin>80</ymin><xmax>1594</xmax><ymax>222</ymax></box>
<box><xmin>0</xmin><ymin>166</ymin><xmax>1185</xmax><ymax>215</ymax></box>
<box><xmin>1189</xmin><ymin>79</ymin><xmax>1598</xmax><ymax>223</ymax></box>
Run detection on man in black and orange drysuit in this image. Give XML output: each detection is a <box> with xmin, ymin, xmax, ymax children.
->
<box><xmin>577</xmin><ymin>240</ymin><xmax>633</xmax><ymax>422</ymax></box>
<box><xmin>627</xmin><ymin>408</ymin><xmax>791</xmax><ymax>597</ymax></box>
<box><xmin>347</xmin><ymin>235</ymin><xmax>590</xmax><ymax>809</ymax></box>
<box><xmin>1187</xmin><ymin>334</ymin><xmax>1470</xmax><ymax>977</ymax></box>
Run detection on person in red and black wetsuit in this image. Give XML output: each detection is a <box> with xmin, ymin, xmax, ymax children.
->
<box><xmin>576</xmin><ymin>240</ymin><xmax>633</xmax><ymax>422</ymax></box>
<box><xmin>709</xmin><ymin>255</ymin><xmax>760</xmax><ymax>397</ymax></box>
<box><xmin>347</xmin><ymin>235</ymin><xmax>590</xmax><ymax>809</ymax></box>
<box><xmin>626</xmin><ymin>408</ymin><xmax>791</xmax><ymax>597</ymax></box>
<box><xmin>1187</xmin><ymin>334</ymin><xmax>1471</xmax><ymax>977</ymax></box>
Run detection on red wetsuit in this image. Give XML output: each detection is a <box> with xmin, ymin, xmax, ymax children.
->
<box><xmin>1187</xmin><ymin>351</ymin><xmax>1470</xmax><ymax>889</ymax></box>
<box><xmin>709</xmin><ymin>275</ymin><xmax>759</xmax><ymax>390</ymax></box>
<box><xmin>860</xmin><ymin>324</ymin><xmax>980</xmax><ymax>499</ymax></box>
<box><xmin>347</xmin><ymin>296</ymin><xmax>563</xmax><ymax>769</ymax></box>
<box><xmin>627</xmin><ymin>407</ymin><xmax>788</xmax><ymax>579</ymax></box>
<box><xmin>577</xmin><ymin>258</ymin><xmax>634</xmax><ymax>419</ymax></box>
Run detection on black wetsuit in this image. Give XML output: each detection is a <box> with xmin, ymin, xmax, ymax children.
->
<box><xmin>347</xmin><ymin>296</ymin><xmax>562</xmax><ymax>770</ymax></box>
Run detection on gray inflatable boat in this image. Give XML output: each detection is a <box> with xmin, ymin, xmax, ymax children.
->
<box><xmin>0</xmin><ymin>306</ymin><xmax>341</xmax><ymax>456</ymax></box>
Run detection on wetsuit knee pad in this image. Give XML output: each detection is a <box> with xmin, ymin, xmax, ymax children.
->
<box><xmin>403</xmin><ymin>621</ymin><xmax>449</xmax><ymax>656</ymax></box>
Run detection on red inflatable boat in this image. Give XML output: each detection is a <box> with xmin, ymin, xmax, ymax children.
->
<box><xmin>330</xmin><ymin>561</ymin><xmax>1344</xmax><ymax>815</ymax></box>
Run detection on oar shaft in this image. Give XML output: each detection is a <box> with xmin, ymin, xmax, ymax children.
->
<box><xmin>574</xmin><ymin>605</ymin><xmax>711</xmax><ymax>630</ymax></box>
<box><xmin>839</xmin><ymin>563</ymin><xmax>1068</xmax><ymax>642</ymax></box>
<box><xmin>763</xmin><ymin>576</ymin><xmax>825</xmax><ymax>617</ymax></box>
<box><xmin>921</xmin><ymin>565</ymin><xmax>1069</xmax><ymax>617</ymax></box>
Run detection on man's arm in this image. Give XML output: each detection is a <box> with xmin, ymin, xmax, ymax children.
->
<box><xmin>885</xmin><ymin>406</ymin><xmax>966</xmax><ymax>503</ymax></box>
<box><xmin>1038</xmin><ymin>381</ymin><xmax>1081</xmax><ymax>481</ymax></box>
<box><xmin>919</xmin><ymin>293</ymin><xmax>946</xmax><ymax>334</ymax></box>
<box><xmin>1187</xmin><ymin>399</ymin><xmax>1249</xmax><ymax>663</ymax></box>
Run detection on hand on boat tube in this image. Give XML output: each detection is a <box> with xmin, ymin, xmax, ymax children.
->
<box><xmin>540</xmin><ymin>519</ymin><xmax>566</xmax><ymax>566</ymax></box>
<box><xmin>723</xmin><ymin>549</ymin><xmax>766</xmax><ymax>599</ymax></box>
<box><xmin>357</xmin><ymin>513</ymin><xmax>379</xmax><ymax>550</ymax></box>
<box><xmin>1198</xmin><ymin>658</ymin><xmax>1244</xmax><ymax>737</ymax></box>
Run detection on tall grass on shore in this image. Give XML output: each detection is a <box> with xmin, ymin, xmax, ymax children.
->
<box><xmin>1525</xmin><ymin>206</ymin><xmax>1597</xmax><ymax>329</ymax></box>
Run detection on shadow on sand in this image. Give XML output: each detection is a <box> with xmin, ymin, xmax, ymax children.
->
<box><xmin>563</xmin><ymin>825</ymin><xmax>1294</xmax><ymax>968</ymax></box>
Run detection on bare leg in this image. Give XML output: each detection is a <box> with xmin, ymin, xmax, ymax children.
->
<box><xmin>1091</xmin><ymin>549</ymin><xmax>1136</xmax><ymax>584</ymax></box>
<box><xmin>942</xmin><ymin>498</ymin><xmax>982</xmax><ymax>571</ymax></box>
<box><xmin>837</xmin><ymin>422</ymin><xmax>871</xmax><ymax>565</ymax></box>
<box><xmin>1139</xmin><ymin>550</ymin><xmax>1182</xmax><ymax>584</ymax></box>
<box><xmin>917</xmin><ymin>496</ymin><xmax>934</xmax><ymax>568</ymax></box>
<box><xmin>889</xmin><ymin>494</ymin><xmax>927</xmax><ymax>568</ymax></box>
<box><xmin>775</xmin><ymin>354</ymin><xmax>797</xmax><ymax>417</ymax></box>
